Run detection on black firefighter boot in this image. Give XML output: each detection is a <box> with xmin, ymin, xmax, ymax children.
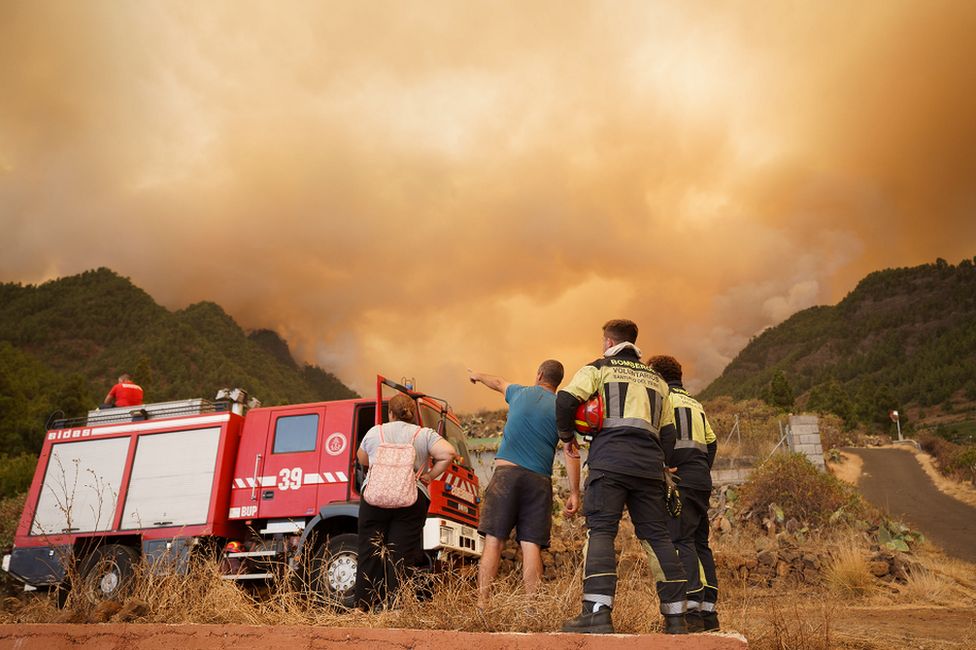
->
<box><xmin>701</xmin><ymin>588</ymin><xmax>719</xmax><ymax>630</ymax></box>
<box><xmin>685</xmin><ymin>608</ymin><xmax>705</xmax><ymax>633</ymax></box>
<box><xmin>701</xmin><ymin>611</ymin><xmax>720</xmax><ymax>631</ymax></box>
<box><xmin>663</xmin><ymin>614</ymin><xmax>688</xmax><ymax>634</ymax></box>
<box><xmin>561</xmin><ymin>602</ymin><xmax>614</xmax><ymax>634</ymax></box>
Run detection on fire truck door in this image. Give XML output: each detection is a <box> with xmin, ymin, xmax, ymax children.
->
<box><xmin>257</xmin><ymin>408</ymin><xmax>325</xmax><ymax>519</ymax></box>
<box><xmin>316</xmin><ymin>405</ymin><xmax>357</xmax><ymax>505</ymax></box>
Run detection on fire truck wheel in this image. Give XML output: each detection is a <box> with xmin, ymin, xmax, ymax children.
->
<box><xmin>313</xmin><ymin>533</ymin><xmax>358</xmax><ymax>609</ymax></box>
<box><xmin>80</xmin><ymin>544</ymin><xmax>139</xmax><ymax>600</ymax></box>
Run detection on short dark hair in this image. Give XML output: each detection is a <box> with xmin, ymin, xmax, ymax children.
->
<box><xmin>119</xmin><ymin>373</ymin><xmax>132</xmax><ymax>381</ymax></box>
<box><xmin>647</xmin><ymin>355</ymin><xmax>682</xmax><ymax>382</ymax></box>
<box><xmin>602</xmin><ymin>319</ymin><xmax>638</xmax><ymax>344</ymax></box>
<box><xmin>537</xmin><ymin>359</ymin><xmax>564</xmax><ymax>387</ymax></box>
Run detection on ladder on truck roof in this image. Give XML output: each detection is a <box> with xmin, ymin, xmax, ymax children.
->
<box><xmin>47</xmin><ymin>388</ymin><xmax>256</xmax><ymax>429</ymax></box>
<box><xmin>82</xmin><ymin>398</ymin><xmax>218</xmax><ymax>426</ymax></box>
<box><xmin>50</xmin><ymin>398</ymin><xmax>220</xmax><ymax>429</ymax></box>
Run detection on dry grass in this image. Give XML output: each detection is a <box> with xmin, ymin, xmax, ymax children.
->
<box><xmin>0</xmin><ymin>518</ymin><xmax>721</xmax><ymax>635</ymax></box>
<box><xmin>825</xmin><ymin>545</ymin><xmax>876</xmax><ymax>600</ymax></box>
<box><xmin>894</xmin><ymin>552</ymin><xmax>976</xmax><ymax>603</ymax></box>
<box><xmin>2</xmin><ymin>494</ymin><xmax>974</xmax><ymax>650</ymax></box>
<box><xmin>912</xmin><ymin>448</ymin><xmax>976</xmax><ymax>508</ymax></box>
<box><xmin>1</xmin><ymin>532</ymin><xmax>971</xmax><ymax>650</ymax></box>
<box><xmin>826</xmin><ymin>451</ymin><xmax>863</xmax><ymax>486</ymax></box>
<box><xmin>724</xmin><ymin>596</ymin><xmax>836</xmax><ymax>650</ymax></box>
<box><xmin>898</xmin><ymin>566</ymin><xmax>952</xmax><ymax>603</ymax></box>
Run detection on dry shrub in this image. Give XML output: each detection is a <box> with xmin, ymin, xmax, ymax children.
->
<box><xmin>817</xmin><ymin>415</ymin><xmax>872</xmax><ymax>451</ymax></box>
<box><xmin>825</xmin><ymin>546</ymin><xmax>875</xmax><ymax>600</ymax></box>
<box><xmin>702</xmin><ymin>397</ymin><xmax>784</xmax><ymax>459</ymax></box>
<box><xmin>898</xmin><ymin>566</ymin><xmax>952</xmax><ymax>603</ymax></box>
<box><xmin>914</xmin><ymin>554</ymin><xmax>976</xmax><ymax>592</ymax></box>
<box><xmin>917</xmin><ymin>432</ymin><xmax>976</xmax><ymax>483</ymax></box>
<box><xmin>740</xmin><ymin>453</ymin><xmax>867</xmax><ymax>526</ymax></box>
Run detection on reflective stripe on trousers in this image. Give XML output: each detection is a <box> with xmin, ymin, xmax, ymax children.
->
<box><xmin>661</xmin><ymin>601</ymin><xmax>685</xmax><ymax>615</ymax></box>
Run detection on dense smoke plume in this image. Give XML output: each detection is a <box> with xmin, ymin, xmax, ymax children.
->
<box><xmin>2</xmin><ymin>1</ymin><xmax>975</xmax><ymax>409</ymax></box>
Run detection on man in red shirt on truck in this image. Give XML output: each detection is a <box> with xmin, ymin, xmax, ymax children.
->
<box><xmin>101</xmin><ymin>373</ymin><xmax>144</xmax><ymax>408</ymax></box>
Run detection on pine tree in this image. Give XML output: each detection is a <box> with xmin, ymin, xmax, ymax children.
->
<box><xmin>763</xmin><ymin>370</ymin><xmax>795</xmax><ymax>411</ymax></box>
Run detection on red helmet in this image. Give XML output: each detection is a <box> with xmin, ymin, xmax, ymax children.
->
<box><xmin>574</xmin><ymin>394</ymin><xmax>604</xmax><ymax>436</ymax></box>
<box><xmin>224</xmin><ymin>540</ymin><xmax>244</xmax><ymax>553</ymax></box>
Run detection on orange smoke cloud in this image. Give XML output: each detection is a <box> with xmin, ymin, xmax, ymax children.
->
<box><xmin>2</xmin><ymin>1</ymin><xmax>975</xmax><ymax>409</ymax></box>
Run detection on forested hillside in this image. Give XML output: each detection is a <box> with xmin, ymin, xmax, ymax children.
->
<box><xmin>0</xmin><ymin>268</ymin><xmax>357</xmax><ymax>457</ymax></box>
<box><xmin>701</xmin><ymin>257</ymin><xmax>976</xmax><ymax>431</ymax></box>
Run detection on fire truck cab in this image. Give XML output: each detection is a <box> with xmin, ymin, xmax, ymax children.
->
<box><xmin>3</xmin><ymin>377</ymin><xmax>482</xmax><ymax>606</ymax></box>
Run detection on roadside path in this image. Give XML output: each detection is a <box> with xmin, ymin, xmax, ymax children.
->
<box><xmin>843</xmin><ymin>446</ymin><xmax>976</xmax><ymax>563</ymax></box>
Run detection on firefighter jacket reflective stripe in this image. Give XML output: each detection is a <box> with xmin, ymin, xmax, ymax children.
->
<box><xmin>667</xmin><ymin>382</ymin><xmax>716</xmax><ymax>490</ymax></box>
<box><xmin>556</xmin><ymin>346</ymin><xmax>676</xmax><ymax>479</ymax></box>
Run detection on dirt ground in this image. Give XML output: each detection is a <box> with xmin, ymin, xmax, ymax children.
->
<box><xmin>0</xmin><ymin>624</ymin><xmax>748</xmax><ymax>650</ymax></box>
<box><xmin>739</xmin><ymin>602</ymin><xmax>976</xmax><ymax>649</ymax></box>
<box><xmin>828</xmin><ymin>451</ymin><xmax>864</xmax><ymax>486</ymax></box>
<box><xmin>842</xmin><ymin>446</ymin><xmax>976</xmax><ymax>563</ymax></box>
<box><xmin>829</xmin><ymin>605</ymin><xmax>976</xmax><ymax>649</ymax></box>
<box><xmin>2</xmin><ymin>609</ymin><xmax>973</xmax><ymax>650</ymax></box>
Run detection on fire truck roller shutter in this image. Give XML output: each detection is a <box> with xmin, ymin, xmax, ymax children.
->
<box><xmin>121</xmin><ymin>427</ymin><xmax>222</xmax><ymax>530</ymax></box>
<box><xmin>31</xmin><ymin>437</ymin><xmax>130</xmax><ymax>536</ymax></box>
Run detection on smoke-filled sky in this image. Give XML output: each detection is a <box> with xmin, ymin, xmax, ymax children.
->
<box><xmin>2</xmin><ymin>1</ymin><xmax>975</xmax><ymax>410</ymax></box>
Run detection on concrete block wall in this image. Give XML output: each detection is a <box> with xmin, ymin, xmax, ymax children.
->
<box><xmin>787</xmin><ymin>414</ymin><xmax>826</xmax><ymax>470</ymax></box>
<box><xmin>711</xmin><ymin>467</ymin><xmax>753</xmax><ymax>485</ymax></box>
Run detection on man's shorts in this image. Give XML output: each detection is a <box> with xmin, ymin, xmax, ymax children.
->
<box><xmin>477</xmin><ymin>464</ymin><xmax>553</xmax><ymax>548</ymax></box>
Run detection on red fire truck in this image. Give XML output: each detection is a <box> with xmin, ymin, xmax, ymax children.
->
<box><xmin>2</xmin><ymin>376</ymin><xmax>482</xmax><ymax>606</ymax></box>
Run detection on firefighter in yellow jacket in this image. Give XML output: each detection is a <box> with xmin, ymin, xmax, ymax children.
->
<box><xmin>556</xmin><ymin>320</ymin><xmax>689</xmax><ymax>634</ymax></box>
<box><xmin>648</xmin><ymin>355</ymin><xmax>719</xmax><ymax>632</ymax></box>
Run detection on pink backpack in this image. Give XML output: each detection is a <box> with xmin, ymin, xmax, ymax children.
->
<box><xmin>362</xmin><ymin>425</ymin><xmax>423</xmax><ymax>508</ymax></box>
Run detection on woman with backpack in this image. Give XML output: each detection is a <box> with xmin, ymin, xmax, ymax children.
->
<box><xmin>354</xmin><ymin>393</ymin><xmax>457</xmax><ymax>611</ymax></box>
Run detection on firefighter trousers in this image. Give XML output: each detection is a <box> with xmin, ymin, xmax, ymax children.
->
<box><xmin>582</xmin><ymin>469</ymin><xmax>687</xmax><ymax>616</ymax></box>
<box><xmin>668</xmin><ymin>487</ymin><xmax>718</xmax><ymax>612</ymax></box>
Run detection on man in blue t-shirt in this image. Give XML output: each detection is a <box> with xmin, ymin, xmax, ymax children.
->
<box><xmin>468</xmin><ymin>360</ymin><xmax>581</xmax><ymax>609</ymax></box>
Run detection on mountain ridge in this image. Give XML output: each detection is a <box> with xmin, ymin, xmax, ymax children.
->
<box><xmin>701</xmin><ymin>256</ymin><xmax>976</xmax><ymax>429</ymax></box>
<box><xmin>0</xmin><ymin>268</ymin><xmax>357</xmax><ymax>455</ymax></box>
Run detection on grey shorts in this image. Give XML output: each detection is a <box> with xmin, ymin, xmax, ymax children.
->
<box><xmin>478</xmin><ymin>465</ymin><xmax>553</xmax><ymax>548</ymax></box>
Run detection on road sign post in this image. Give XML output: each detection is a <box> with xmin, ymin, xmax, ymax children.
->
<box><xmin>889</xmin><ymin>410</ymin><xmax>902</xmax><ymax>441</ymax></box>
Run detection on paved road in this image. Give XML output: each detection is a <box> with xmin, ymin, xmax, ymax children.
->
<box><xmin>843</xmin><ymin>446</ymin><xmax>976</xmax><ymax>563</ymax></box>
